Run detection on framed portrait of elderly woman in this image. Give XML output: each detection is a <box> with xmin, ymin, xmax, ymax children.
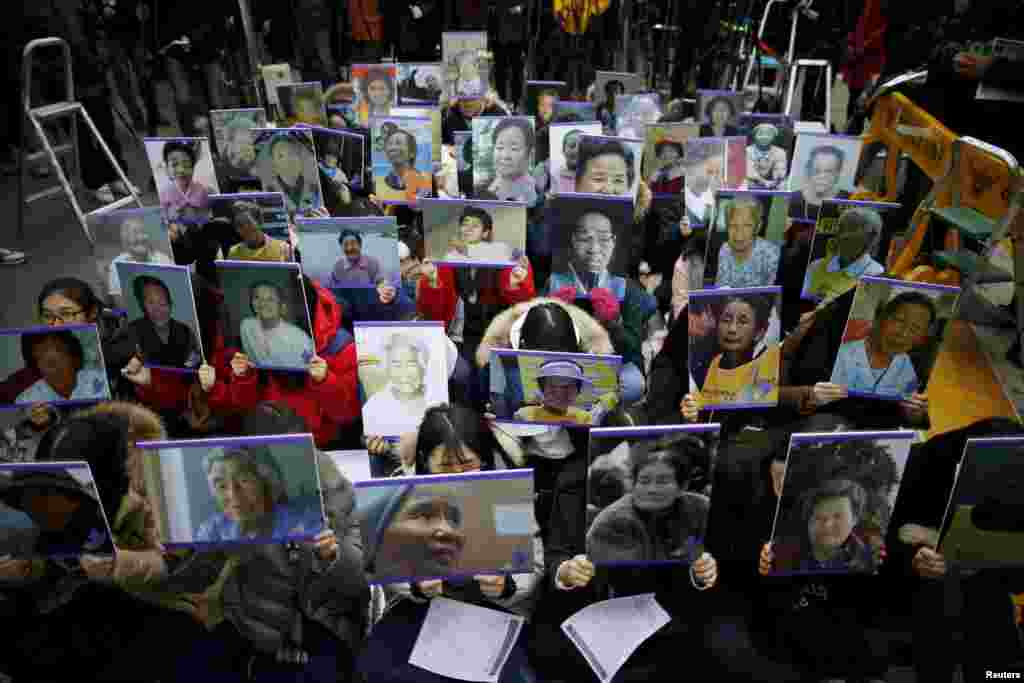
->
<box><xmin>113</xmin><ymin>263</ymin><xmax>204</xmax><ymax>373</ymax></box>
<box><xmin>392</xmin><ymin>106</ymin><xmax>442</xmax><ymax>164</ymax></box>
<box><xmin>0</xmin><ymin>325</ymin><xmax>110</xmax><ymax>409</ymax></box>
<box><xmin>737</xmin><ymin>113</ymin><xmax>794</xmax><ymax>191</ymax></box>
<box><xmin>549</xmin><ymin>193</ymin><xmax>633</xmax><ymax>300</ymax></box>
<box><xmin>354</xmin><ymin>321</ymin><xmax>450</xmax><ymax>437</ymax></box>
<box><xmin>688</xmin><ymin>286</ymin><xmax>782</xmax><ymax>411</ymax></box>
<box><xmin>215</xmin><ymin>260</ymin><xmax>316</xmax><ymax>372</ymax></box>
<box><xmin>939</xmin><ymin>436</ymin><xmax>1024</xmax><ymax>566</ymax></box>
<box><xmin>0</xmin><ymin>461</ymin><xmax>117</xmax><ymax>559</ymax></box>
<box><xmin>88</xmin><ymin>207</ymin><xmax>173</xmax><ymax>308</ymax></box>
<box><xmin>643</xmin><ymin>123</ymin><xmax>699</xmax><ymax>194</ymax></box>
<box><xmin>613</xmin><ymin>93</ymin><xmax>662</xmax><ymax>139</ymax></box>
<box><xmin>143</xmin><ymin>137</ymin><xmax>220</xmax><ymax>227</ymax></box>
<box><xmin>549</xmin><ymin>123</ymin><xmax>602</xmax><ymax>196</ymax></box>
<box><xmin>420</xmin><ymin>198</ymin><xmax>526</xmax><ymax>268</ymax></box>
<box><xmin>830</xmin><ymin>277</ymin><xmax>960</xmax><ymax>401</ymax></box>
<box><xmin>695</xmin><ymin>90</ymin><xmax>745</xmax><ymax>137</ymax></box>
<box><xmin>371</xmin><ymin>116</ymin><xmax>434</xmax><ymax>205</ymax></box>
<box><xmin>397</xmin><ymin>63</ymin><xmax>443</xmax><ymax>105</ymax></box>
<box><xmin>705</xmin><ymin>190</ymin><xmax>791</xmax><ymax>289</ymax></box>
<box><xmin>574</xmin><ymin>135</ymin><xmax>643</xmax><ymax>199</ymax></box>
<box><xmin>209</xmin><ymin>192</ymin><xmax>290</xmax><ymax>244</ymax></box>
<box><xmin>787</xmin><ymin>133</ymin><xmax>864</xmax><ymax>220</ymax></box>
<box><xmin>801</xmin><ymin>199</ymin><xmax>901</xmax><ymax>303</ymax></box>
<box><xmin>355</xmin><ymin>469</ymin><xmax>535</xmax><ymax>584</ymax></box>
<box><xmin>769</xmin><ymin>431</ymin><xmax>914</xmax><ymax>576</ymax></box>
<box><xmin>352</xmin><ymin>64</ymin><xmax>397</xmax><ymax>126</ymax></box>
<box><xmin>295</xmin><ymin>216</ymin><xmax>401</xmax><ymax>290</ymax></box>
<box><xmin>276</xmin><ymin>82</ymin><xmax>327</xmax><ymax>127</ymax></box>
<box><xmin>252</xmin><ymin>128</ymin><xmax>324</xmax><ymax>217</ymax></box>
<box><xmin>442</xmin><ymin>31</ymin><xmax>489</xmax><ymax>100</ymax></box>
<box><xmin>490</xmin><ymin>349</ymin><xmax>623</xmax><ymax>427</ymax></box>
<box><xmin>586</xmin><ymin>424</ymin><xmax>721</xmax><ymax>567</ymax></box>
<box><xmin>471</xmin><ymin>116</ymin><xmax>537</xmax><ymax>204</ymax></box>
<box><xmin>209</xmin><ymin>108</ymin><xmax>266</xmax><ymax>191</ymax></box>
<box><xmin>136</xmin><ymin>434</ymin><xmax>326</xmax><ymax>549</ymax></box>
<box><xmin>312</xmin><ymin>127</ymin><xmax>367</xmax><ymax>192</ymax></box>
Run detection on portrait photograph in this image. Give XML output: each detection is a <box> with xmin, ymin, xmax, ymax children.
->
<box><xmin>0</xmin><ymin>325</ymin><xmax>110</xmax><ymax>409</ymax></box>
<box><xmin>770</xmin><ymin>431</ymin><xmax>914</xmax><ymax>576</ymax></box>
<box><xmin>352</xmin><ymin>64</ymin><xmax>397</xmax><ymax>126</ymax></box>
<box><xmin>113</xmin><ymin>262</ymin><xmax>203</xmax><ymax>372</ymax></box>
<box><xmin>372</xmin><ymin>116</ymin><xmax>434</xmax><ymax>205</ymax></box>
<box><xmin>594</xmin><ymin>71</ymin><xmax>645</xmax><ymax>104</ymax></box>
<box><xmin>801</xmin><ymin>199</ymin><xmax>901</xmax><ymax>303</ymax></box>
<box><xmin>295</xmin><ymin>216</ymin><xmax>401</xmax><ymax>290</ymax></box>
<box><xmin>356</xmin><ymin>469</ymin><xmax>536</xmax><ymax>584</ymax></box>
<box><xmin>549</xmin><ymin>193</ymin><xmax>633</xmax><ymax>300</ymax></box>
<box><xmin>491</xmin><ymin>349</ymin><xmax>622</xmax><ymax>426</ymax></box>
<box><xmin>215</xmin><ymin>261</ymin><xmax>315</xmax><ymax>372</ymax></box>
<box><xmin>738</xmin><ymin>113</ymin><xmax>794</xmax><ymax>191</ymax></box>
<box><xmin>313</xmin><ymin>127</ymin><xmax>367</xmax><ymax>193</ymax></box>
<box><xmin>553</xmin><ymin>100</ymin><xmax>597</xmax><ymax>123</ymax></box>
<box><xmin>143</xmin><ymin>137</ymin><xmax>220</xmax><ymax>226</ymax></box>
<box><xmin>705</xmin><ymin>190</ymin><xmax>790</xmax><ymax>288</ymax></box>
<box><xmin>682</xmin><ymin>137</ymin><xmax>727</xmax><ymax>228</ymax></box>
<box><xmin>0</xmin><ymin>462</ymin><xmax>116</xmax><ymax>559</ymax></box>
<box><xmin>260</xmin><ymin>63</ymin><xmax>294</xmax><ymax>108</ymax></box>
<box><xmin>586</xmin><ymin>424</ymin><xmax>720</xmax><ymax>566</ymax></box>
<box><xmin>252</xmin><ymin>128</ymin><xmax>324</xmax><ymax>217</ymax></box>
<box><xmin>277</xmin><ymin>82</ymin><xmax>327</xmax><ymax>127</ymax></box>
<box><xmin>787</xmin><ymin>133</ymin><xmax>864</xmax><ymax>220</ymax></box>
<box><xmin>397</xmin><ymin>63</ymin><xmax>443</xmax><ymax>105</ymax></box>
<box><xmin>830</xmin><ymin>277</ymin><xmax>960</xmax><ymax>401</ymax></box>
<box><xmin>209</xmin><ymin>108</ymin><xmax>266</xmax><ymax>190</ymax></box>
<box><xmin>688</xmin><ymin>286</ymin><xmax>782</xmax><ymax>410</ymax></box>
<box><xmin>442</xmin><ymin>31</ymin><xmax>489</xmax><ymax>99</ymax></box>
<box><xmin>209</xmin><ymin>191</ymin><xmax>291</xmax><ymax>243</ymax></box>
<box><xmin>613</xmin><ymin>93</ymin><xmax>663</xmax><ymax>140</ymax></box>
<box><xmin>354</xmin><ymin>321</ymin><xmax>450</xmax><ymax>437</ymax></box>
<box><xmin>575</xmin><ymin>134</ymin><xmax>643</xmax><ymax>199</ymax></box>
<box><xmin>525</xmin><ymin>80</ymin><xmax>566</xmax><ymax>126</ymax></box>
<box><xmin>472</xmin><ymin>116</ymin><xmax>537</xmax><ymax>204</ymax></box>
<box><xmin>391</xmin><ymin>106</ymin><xmax>443</xmax><ymax>163</ymax></box>
<box><xmin>421</xmin><ymin>198</ymin><xmax>526</xmax><ymax>267</ymax></box>
<box><xmin>137</xmin><ymin>434</ymin><xmax>326</xmax><ymax>549</ymax></box>
<box><xmin>939</xmin><ymin>437</ymin><xmax>1024</xmax><ymax>565</ymax></box>
<box><xmin>89</xmin><ymin>207</ymin><xmax>173</xmax><ymax>308</ymax></box>
<box><xmin>644</xmin><ymin>122</ymin><xmax>699</xmax><ymax>195</ymax></box>
<box><xmin>695</xmin><ymin>90</ymin><xmax>745</xmax><ymax>137</ymax></box>
<box><xmin>548</xmin><ymin>123</ymin><xmax>602</xmax><ymax>195</ymax></box>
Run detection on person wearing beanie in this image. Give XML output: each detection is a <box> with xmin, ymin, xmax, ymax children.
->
<box><xmin>514</xmin><ymin>359</ymin><xmax>594</xmax><ymax>425</ymax></box>
<box><xmin>360</xmin><ymin>483</ymin><xmax>414</xmax><ymax>574</ymax></box>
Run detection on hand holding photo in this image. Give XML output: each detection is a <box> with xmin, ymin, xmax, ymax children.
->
<box><xmin>136</xmin><ymin>434</ymin><xmax>325</xmax><ymax>549</ymax></box>
<box><xmin>421</xmin><ymin>199</ymin><xmax>525</xmax><ymax>267</ymax></box>
<box><xmin>356</xmin><ymin>469</ymin><xmax>535</xmax><ymax>584</ymax></box>
<box><xmin>586</xmin><ymin>425</ymin><xmax>720</xmax><ymax>566</ymax></box>
<box><xmin>688</xmin><ymin>287</ymin><xmax>782</xmax><ymax>410</ymax></box>
<box><xmin>0</xmin><ymin>325</ymin><xmax>110</xmax><ymax>408</ymax></box>
<box><xmin>769</xmin><ymin>431</ymin><xmax>914</xmax><ymax>575</ymax></box>
<box><xmin>209</xmin><ymin>192</ymin><xmax>292</xmax><ymax>261</ymax></box>
<box><xmin>252</xmin><ymin>129</ymin><xmax>324</xmax><ymax>216</ymax></box>
<box><xmin>830</xmin><ymin>277</ymin><xmax>959</xmax><ymax>401</ymax></box>
<box><xmin>295</xmin><ymin>217</ymin><xmax>400</xmax><ymax>289</ymax></box>
<box><xmin>144</xmin><ymin>137</ymin><xmax>220</xmax><ymax>226</ymax></box>
<box><xmin>215</xmin><ymin>261</ymin><xmax>315</xmax><ymax>371</ymax></box>
<box><xmin>472</xmin><ymin>117</ymin><xmax>537</xmax><ymax>204</ymax></box>
<box><xmin>706</xmin><ymin>190</ymin><xmax>791</xmax><ymax>288</ymax></box>
<box><xmin>802</xmin><ymin>200</ymin><xmax>900</xmax><ymax>302</ymax></box>
<box><xmin>372</xmin><ymin>116</ymin><xmax>434</xmax><ymax>205</ymax></box>
<box><xmin>0</xmin><ymin>462</ymin><xmax>116</xmax><ymax>559</ymax></box>
<box><xmin>88</xmin><ymin>207</ymin><xmax>173</xmax><ymax>306</ymax></box>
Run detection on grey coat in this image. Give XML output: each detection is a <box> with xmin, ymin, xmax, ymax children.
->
<box><xmin>587</xmin><ymin>492</ymin><xmax>710</xmax><ymax>564</ymax></box>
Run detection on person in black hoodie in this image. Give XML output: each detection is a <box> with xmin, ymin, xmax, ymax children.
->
<box><xmin>883</xmin><ymin>417</ymin><xmax>1024</xmax><ymax>683</ymax></box>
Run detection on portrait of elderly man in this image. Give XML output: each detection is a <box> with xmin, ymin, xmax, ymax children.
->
<box><xmin>746</xmin><ymin>123</ymin><xmax>788</xmax><ymax>190</ymax></box>
<box><xmin>714</xmin><ymin>197</ymin><xmax>781</xmax><ymax>288</ymax></box>
<box><xmin>104</xmin><ymin>213</ymin><xmax>172</xmax><ymax>303</ymax></box>
<box><xmin>115</xmin><ymin>274</ymin><xmax>201</xmax><ymax>370</ymax></box>
<box><xmin>803</xmin><ymin>207</ymin><xmax>885</xmax><ymax>301</ymax></box>
<box><xmin>362</xmin><ymin>333</ymin><xmax>438</xmax><ymax>436</ymax></box>
<box><xmin>548</xmin><ymin>208</ymin><xmax>625</xmax><ymax>300</ymax></box>
<box><xmin>326</xmin><ymin>229</ymin><xmax>383</xmax><ymax>288</ymax></box>
<box><xmin>196</xmin><ymin>445</ymin><xmax>324</xmax><ymax>543</ymax></box>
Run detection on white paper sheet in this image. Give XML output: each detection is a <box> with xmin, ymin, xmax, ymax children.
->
<box><xmin>409</xmin><ymin>597</ymin><xmax>525</xmax><ymax>682</ymax></box>
<box><xmin>560</xmin><ymin>593</ymin><xmax>671</xmax><ymax>682</ymax></box>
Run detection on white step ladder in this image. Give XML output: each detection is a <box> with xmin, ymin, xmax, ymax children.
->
<box><xmin>17</xmin><ymin>37</ymin><xmax>143</xmax><ymax>247</ymax></box>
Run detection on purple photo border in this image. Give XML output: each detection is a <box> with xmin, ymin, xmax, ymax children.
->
<box><xmin>215</xmin><ymin>259</ymin><xmax>301</xmax><ymax>272</ymax></box>
<box><xmin>209</xmin><ymin>191</ymin><xmax>286</xmax><ymax>204</ymax></box>
<box><xmin>715</xmin><ymin>189</ymin><xmax>798</xmax><ymax>200</ymax></box>
<box><xmin>354</xmin><ymin>320</ymin><xmax>444</xmax><ymax>328</ymax></box>
<box><xmin>367</xmin><ymin>563</ymin><xmax>533</xmax><ymax>587</ymax></box>
<box><xmin>703</xmin><ymin>400</ymin><xmax>779</xmax><ymax>411</ymax></box>
<box><xmin>492</xmin><ymin>417</ymin><xmax>595</xmax><ymax>429</ymax></box>
<box><xmin>115</xmin><ymin>261</ymin><xmax>189</xmax><ymax>276</ymax></box>
<box><xmin>0</xmin><ymin>461</ymin><xmax>92</xmax><ymax>474</ymax></box>
<box><xmin>296</xmin><ymin>216</ymin><xmax>397</xmax><ymax>227</ymax></box>
<box><xmin>354</xmin><ymin>467</ymin><xmax>534</xmax><ymax>489</ymax></box>
<box><xmin>0</xmin><ymin>323</ymin><xmax>100</xmax><ymax>336</ymax></box>
<box><xmin>580</xmin><ymin>133</ymin><xmax>644</xmax><ymax>145</ymax></box>
<box><xmin>493</xmin><ymin>348</ymin><xmax>624</xmax><ymax>364</ymax></box>
<box><xmin>527</xmin><ymin>80</ymin><xmax>567</xmax><ymax>87</ymax></box>
<box><xmin>846</xmin><ymin>389</ymin><xmax>913</xmax><ymax>402</ymax></box>
<box><xmin>590</xmin><ymin>423</ymin><xmax>722</xmax><ymax>439</ymax></box>
<box><xmin>965</xmin><ymin>436</ymin><xmax>1024</xmax><ymax>449</ymax></box>
<box><xmin>164</xmin><ymin>530</ymin><xmax>322</xmax><ymax>552</ymax></box>
<box><xmin>790</xmin><ymin>430</ymin><xmax>916</xmax><ymax>444</ymax></box>
<box><xmin>433</xmin><ymin>258</ymin><xmax>517</xmax><ymax>269</ymax></box>
<box><xmin>419</xmin><ymin>197</ymin><xmax>529</xmax><ymax>210</ymax></box>
<box><xmin>861</xmin><ymin>275</ymin><xmax>961</xmax><ymax>294</ymax></box>
<box><xmin>688</xmin><ymin>286</ymin><xmax>783</xmax><ymax>299</ymax></box>
<box><xmin>550</xmin><ymin>191</ymin><xmax>634</xmax><ymax>206</ymax></box>
<box><xmin>136</xmin><ymin>432</ymin><xmax>315</xmax><ymax>451</ymax></box>
<box><xmin>822</xmin><ymin>198</ymin><xmax>902</xmax><ymax>211</ymax></box>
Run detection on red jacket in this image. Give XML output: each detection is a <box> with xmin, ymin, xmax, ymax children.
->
<box><xmin>841</xmin><ymin>0</ymin><xmax>887</xmax><ymax>90</ymax></box>
<box><xmin>416</xmin><ymin>261</ymin><xmax>537</xmax><ymax>327</ymax></box>
<box><xmin>137</xmin><ymin>281</ymin><xmax>360</xmax><ymax>447</ymax></box>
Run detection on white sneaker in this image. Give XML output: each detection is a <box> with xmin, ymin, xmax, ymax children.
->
<box><xmin>0</xmin><ymin>248</ymin><xmax>27</xmax><ymax>265</ymax></box>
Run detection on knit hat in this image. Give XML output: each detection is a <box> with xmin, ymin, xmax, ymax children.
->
<box><xmin>536</xmin><ymin>359</ymin><xmax>593</xmax><ymax>385</ymax></box>
<box><xmin>359</xmin><ymin>483</ymin><xmax>413</xmax><ymax>572</ymax></box>
<box><xmin>588</xmin><ymin>287</ymin><xmax>620</xmax><ymax>323</ymax></box>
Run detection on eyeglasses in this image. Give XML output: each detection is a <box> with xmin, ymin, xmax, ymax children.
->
<box><xmin>41</xmin><ymin>308</ymin><xmax>86</xmax><ymax>324</ymax></box>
